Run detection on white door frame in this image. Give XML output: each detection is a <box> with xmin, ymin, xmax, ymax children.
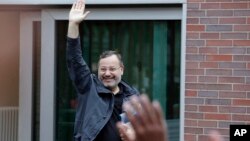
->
<box><xmin>41</xmin><ymin>6</ymin><xmax>185</xmax><ymax>141</ymax></box>
<box><xmin>19</xmin><ymin>12</ymin><xmax>41</xmax><ymax>141</ymax></box>
<box><xmin>19</xmin><ymin>5</ymin><xmax>186</xmax><ymax>141</ymax></box>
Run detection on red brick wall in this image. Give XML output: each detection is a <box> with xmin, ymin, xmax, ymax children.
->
<box><xmin>185</xmin><ymin>0</ymin><xmax>250</xmax><ymax>141</ymax></box>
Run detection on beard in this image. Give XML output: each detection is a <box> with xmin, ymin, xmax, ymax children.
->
<box><xmin>100</xmin><ymin>76</ymin><xmax>121</xmax><ymax>90</ymax></box>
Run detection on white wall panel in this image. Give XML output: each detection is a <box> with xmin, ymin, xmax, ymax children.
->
<box><xmin>0</xmin><ymin>0</ymin><xmax>186</xmax><ymax>5</ymax></box>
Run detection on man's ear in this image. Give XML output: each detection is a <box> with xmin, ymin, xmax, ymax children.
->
<box><xmin>121</xmin><ymin>66</ymin><xmax>124</xmax><ymax>75</ymax></box>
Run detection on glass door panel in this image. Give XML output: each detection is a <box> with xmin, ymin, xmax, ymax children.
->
<box><xmin>55</xmin><ymin>20</ymin><xmax>181</xmax><ymax>141</ymax></box>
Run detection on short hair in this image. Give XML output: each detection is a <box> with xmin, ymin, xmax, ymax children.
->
<box><xmin>98</xmin><ymin>50</ymin><xmax>124</xmax><ymax>67</ymax></box>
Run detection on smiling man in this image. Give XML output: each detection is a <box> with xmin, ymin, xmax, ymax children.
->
<box><xmin>66</xmin><ymin>0</ymin><xmax>139</xmax><ymax>141</ymax></box>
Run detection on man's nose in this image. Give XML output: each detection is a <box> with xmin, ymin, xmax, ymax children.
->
<box><xmin>104</xmin><ymin>70</ymin><xmax>111</xmax><ymax>75</ymax></box>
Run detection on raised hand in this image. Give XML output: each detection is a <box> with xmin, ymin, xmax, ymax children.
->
<box><xmin>67</xmin><ymin>0</ymin><xmax>90</xmax><ymax>38</ymax></box>
<box><xmin>117</xmin><ymin>95</ymin><xmax>168</xmax><ymax>141</ymax></box>
<box><xmin>69</xmin><ymin>0</ymin><xmax>90</xmax><ymax>24</ymax></box>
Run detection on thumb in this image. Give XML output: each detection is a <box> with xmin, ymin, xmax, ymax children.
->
<box><xmin>117</xmin><ymin>122</ymin><xmax>131</xmax><ymax>141</ymax></box>
<box><xmin>81</xmin><ymin>11</ymin><xmax>90</xmax><ymax>20</ymax></box>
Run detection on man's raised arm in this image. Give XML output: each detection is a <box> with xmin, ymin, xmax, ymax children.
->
<box><xmin>67</xmin><ymin>0</ymin><xmax>89</xmax><ymax>38</ymax></box>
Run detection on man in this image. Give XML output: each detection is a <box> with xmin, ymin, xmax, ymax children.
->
<box><xmin>117</xmin><ymin>94</ymin><xmax>224</xmax><ymax>141</ymax></box>
<box><xmin>66</xmin><ymin>0</ymin><xmax>139</xmax><ymax>141</ymax></box>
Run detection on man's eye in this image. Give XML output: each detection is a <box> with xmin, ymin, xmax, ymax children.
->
<box><xmin>101</xmin><ymin>68</ymin><xmax>106</xmax><ymax>71</ymax></box>
<box><xmin>110</xmin><ymin>68</ymin><xmax>116</xmax><ymax>71</ymax></box>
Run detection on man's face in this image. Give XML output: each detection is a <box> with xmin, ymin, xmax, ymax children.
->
<box><xmin>98</xmin><ymin>55</ymin><xmax>124</xmax><ymax>90</ymax></box>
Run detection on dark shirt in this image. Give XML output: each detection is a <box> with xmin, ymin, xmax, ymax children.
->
<box><xmin>94</xmin><ymin>87</ymin><xmax>124</xmax><ymax>141</ymax></box>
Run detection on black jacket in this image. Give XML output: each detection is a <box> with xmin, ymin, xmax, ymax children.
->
<box><xmin>66</xmin><ymin>37</ymin><xmax>139</xmax><ymax>141</ymax></box>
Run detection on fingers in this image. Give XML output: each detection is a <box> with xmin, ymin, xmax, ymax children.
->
<box><xmin>152</xmin><ymin>100</ymin><xmax>164</xmax><ymax>125</ymax></box>
<box><xmin>116</xmin><ymin>122</ymin><xmax>131</xmax><ymax>141</ymax></box>
<box><xmin>208</xmin><ymin>130</ymin><xmax>224</xmax><ymax>141</ymax></box>
<box><xmin>123</xmin><ymin>100</ymin><xmax>143</xmax><ymax>133</ymax></box>
<box><xmin>83</xmin><ymin>11</ymin><xmax>90</xmax><ymax>19</ymax></box>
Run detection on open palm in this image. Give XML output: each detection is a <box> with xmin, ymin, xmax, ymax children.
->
<box><xmin>69</xmin><ymin>0</ymin><xmax>89</xmax><ymax>24</ymax></box>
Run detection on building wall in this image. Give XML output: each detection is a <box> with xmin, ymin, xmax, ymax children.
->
<box><xmin>0</xmin><ymin>11</ymin><xmax>20</xmax><ymax>106</ymax></box>
<box><xmin>185</xmin><ymin>0</ymin><xmax>250</xmax><ymax>141</ymax></box>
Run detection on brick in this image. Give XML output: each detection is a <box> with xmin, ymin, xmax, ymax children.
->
<box><xmin>185</xmin><ymin>119</ymin><xmax>198</xmax><ymax>126</ymax></box>
<box><xmin>234</xmin><ymin>40</ymin><xmax>250</xmax><ymax>46</ymax></box>
<box><xmin>199</xmin><ymin>47</ymin><xmax>218</xmax><ymax>54</ymax></box>
<box><xmin>200</xmin><ymin>18</ymin><xmax>218</xmax><ymax>24</ymax></box>
<box><xmin>186</xmin><ymin>62</ymin><xmax>199</xmax><ymax>69</ymax></box>
<box><xmin>185</xmin><ymin>112</ymin><xmax>204</xmax><ymax>119</ymax></box>
<box><xmin>234</xmin><ymin>10</ymin><xmax>250</xmax><ymax>16</ymax></box>
<box><xmin>248</xmin><ymin>106</ymin><xmax>250</xmax><ymax>113</ymax></box>
<box><xmin>234</xmin><ymin>55</ymin><xmax>250</xmax><ymax>61</ymax></box>
<box><xmin>206</xmin><ymin>55</ymin><xmax>232</xmax><ymax>61</ymax></box>
<box><xmin>206</xmin><ymin>40</ymin><xmax>232</xmax><ymax>46</ymax></box>
<box><xmin>201</xmin><ymin>3</ymin><xmax>220</xmax><ymax>9</ymax></box>
<box><xmin>186</xmin><ymin>54</ymin><xmax>205</xmax><ymax>61</ymax></box>
<box><xmin>206</xmin><ymin>69</ymin><xmax>232</xmax><ymax>76</ymax></box>
<box><xmin>221</xmin><ymin>33</ymin><xmax>247</xmax><ymax>39</ymax></box>
<box><xmin>187</xmin><ymin>18</ymin><xmax>199</xmax><ymax>24</ymax></box>
<box><xmin>218</xmin><ymin>121</ymin><xmax>245</xmax><ymax>128</ymax></box>
<box><xmin>198</xmin><ymin>91</ymin><xmax>218</xmax><ymax>98</ymax></box>
<box><xmin>233</xmin><ymin>70</ymin><xmax>250</xmax><ymax>76</ymax></box>
<box><xmin>188</xmin><ymin>10</ymin><xmax>206</xmax><ymax>17</ymax></box>
<box><xmin>200</xmin><ymin>62</ymin><xmax>218</xmax><ymax>68</ymax></box>
<box><xmin>206</xmin><ymin>99</ymin><xmax>231</xmax><ymax>105</ymax></box>
<box><xmin>186</xmin><ymin>105</ymin><xmax>198</xmax><ymax>111</ymax></box>
<box><xmin>199</xmin><ymin>105</ymin><xmax>218</xmax><ymax>112</ymax></box>
<box><xmin>199</xmin><ymin>76</ymin><xmax>217</xmax><ymax>83</ymax></box>
<box><xmin>248</xmin><ymin>63</ymin><xmax>250</xmax><ymax>69</ymax></box>
<box><xmin>188</xmin><ymin>0</ymin><xmax>204</xmax><ymax>2</ymax></box>
<box><xmin>186</xmin><ymin>90</ymin><xmax>198</xmax><ymax>97</ymax></box>
<box><xmin>186</xmin><ymin>47</ymin><xmax>198</xmax><ymax>53</ymax></box>
<box><xmin>219</xmin><ymin>106</ymin><xmax>247</xmax><ymax>113</ymax></box>
<box><xmin>207</xmin><ymin>25</ymin><xmax>232</xmax><ymax>31</ymax></box>
<box><xmin>248</xmin><ymin>17</ymin><xmax>250</xmax><ymax>24</ymax></box>
<box><xmin>186</xmin><ymin>97</ymin><xmax>205</xmax><ymax>105</ymax></box>
<box><xmin>233</xmin><ymin>114</ymin><xmax>250</xmax><ymax>121</ymax></box>
<box><xmin>200</xmin><ymin>33</ymin><xmax>219</xmax><ymax>39</ymax></box>
<box><xmin>221</xmin><ymin>3</ymin><xmax>248</xmax><ymax>9</ymax></box>
<box><xmin>198</xmin><ymin>121</ymin><xmax>217</xmax><ymax>127</ymax></box>
<box><xmin>219</xmin><ymin>77</ymin><xmax>245</xmax><ymax>83</ymax></box>
<box><xmin>247</xmin><ymin>77</ymin><xmax>250</xmax><ymax>84</ymax></box>
<box><xmin>187</xmin><ymin>40</ymin><xmax>205</xmax><ymax>46</ymax></box>
<box><xmin>233</xmin><ymin>99</ymin><xmax>250</xmax><ymax>106</ymax></box>
<box><xmin>206</xmin><ymin>0</ymin><xmax>231</xmax><ymax>2</ymax></box>
<box><xmin>186</xmin><ymin>76</ymin><xmax>197</xmax><ymax>82</ymax></box>
<box><xmin>185</xmin><ymin>127</ymin><xmax>203</xmax><ymax>134</ymax></box>
<box><xmin>219</xmin><ymin>91</ymin><xmax>246</xmax><ymax>99</ymax></box>
<box><xmin>233</xmin><ymin>84</ymin><xmax>250</xmax><ymax>91</ymax></box>
<box><xmin>219</xmin><ymin>18</ymin><xmax>246</xmax><ymax>24</ymax></box>
<box><xmin>186</xmin><ymin>83</ymin><xmax>232</xmax><ymax>90</ymax></box>
<box><xmin>204</xmin><ymin>113</ymin><xmax>231</xmax><ymax>120</ymax></box>
<box><xmin>204</xmin><ymin>128</ymin><xmax>229</xmax><ymax>136</ymax></box>
<box><xmin>219</xmin><ymin>48</ymin><xmax>246</xmax><ymax>54</ymax></box>
<box><xmin>184</xmin><ymin>134</ymin><xmax>197</xmax><ymax>141</ymax></box>
<box><xmin>188</xmin><ymin>3</ymin><xmax>200</xmax><ymax>9</ymax></box>
<box><xmin>234</xmin><ymin>25</ymin><xmax>250</xmax><ymax>31</ymax></box>
<box><xmin>187</xmin><ymin>25</ymin><xmax>205</xmax><ymax>31</ymax></box>
<box><xmin>198</xmin><ymin>135</ymin><xmax>211</xmax><ymax>141</ymax></box>
<box><xmin>187</xmin><ymin>33</ymin><xmax>200</xmax><ymax>39</ymax></box>
<box><xmin>219</xmin><ymin>62</ymin><xmax>246</xmax><ymax>69</ymax></box>
<box><xmin>207</xmin><ymin>10</ymin><xmax>233</xmax><ymax>17</ymax></box>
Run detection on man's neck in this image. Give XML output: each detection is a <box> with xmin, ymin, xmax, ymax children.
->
<box><xmin>112</xmin><ymin>86</ymin><xmax>120</xmax><ymax>95</ymax></box>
